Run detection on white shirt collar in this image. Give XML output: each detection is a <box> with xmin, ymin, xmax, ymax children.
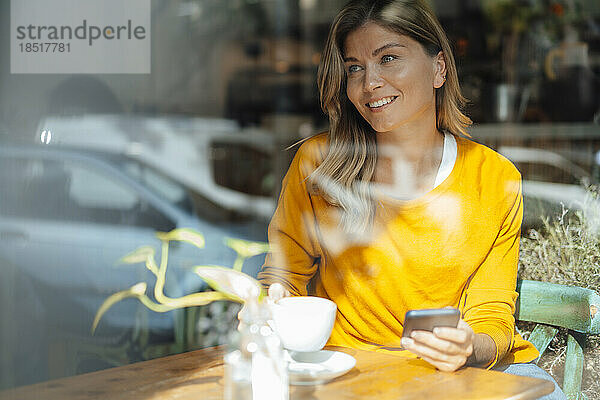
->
<box><xmin>433</xmin><ymin>131</ymin><xmax>457</xmax><ymax>188</ymax></box>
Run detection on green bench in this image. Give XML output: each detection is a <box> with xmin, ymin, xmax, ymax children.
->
<box><xmin>516</xmin><ymin>279</ymin><xmax>600</xmax><ymax>400</ymax></box>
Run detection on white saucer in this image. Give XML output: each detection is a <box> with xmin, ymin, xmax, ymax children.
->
<box><xmin>285</xmin><ymin>350</ymin><xmax>356</xmax><ymax>385</ymax></box>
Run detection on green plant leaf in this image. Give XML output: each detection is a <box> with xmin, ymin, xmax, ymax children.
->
<box><xmin>118</xmin><ymin>246</ymin><xmax>159</xmax><ymax>276</ymax></box>
<box><xmin>225</xmin><ymin>238</ymin><xmax>269</xmax><ymax>259</ymax></box>
<box><xmin>194</xmin><ymin>265</ymin><xmax>263</xmax><ymax>302</ymax></box>
<box><xmin>159</xmin><ymin>290</ymin><xmax>236</xmax><ymax>307</ymax></box>
<box><xmin>92</xmin><ymin>282</ymin><xmax>148</xmax><ymax>334</ymax></box>
<box><xmin>156</xmin><ymin>228</ymin><xmax>205</xmax><ymax>249</ymax></box>
<box><xmin>120</xmin><ymin>246</ymin><xmax>156</xmax><ymax>264</ymax></box>
<box><xmin>95</xmin><ymin>230</ymin><xmax>270</xmax><ymax>336</ymax></box>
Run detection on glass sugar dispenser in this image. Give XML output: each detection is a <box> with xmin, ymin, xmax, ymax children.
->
<box><xmin>224</xmin><ymin>298</ymin><xmax>288</xmax><ymax>400</ymax></box>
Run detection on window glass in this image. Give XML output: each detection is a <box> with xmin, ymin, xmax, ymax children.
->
<box><xmin>512</xmin><ymin>161</ymin><xmax>580</xmax><ymax>185</ymax></box>
<box><xmin>120</xmin><ymin>159</ymin><xmax>194</xmax><ymax>215</ymax></box>
<box><xmin>0</xmin><ymin>154</ymin><xmax>175</xmax><ymax>231</ymax></box>
<box><xmin>211</xmin><ymin>141</ymin><xmax>274</xmax><ymax>197</ymax></box>
<box><xmin>2</xmin><ymin>0</ymin><xmax>599</xmax><ymax>391</ymax></box>
<box><xmin>0</xmin><ymin>157</ymin><xmax>63</xmax><ymax>219</ymax></box>
<box><xmin>68</xmin><ymin>161</ymin><xmax>139</xmax><ymax>210</ymax></box>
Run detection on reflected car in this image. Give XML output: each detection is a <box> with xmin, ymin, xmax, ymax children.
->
<box><xmin>498</xmin><ymin>146</ymin><xmax>596</xmax><ymax>230</ymax></box>
<box><xmin>0</xmin><ymin>144</ymin><xmax>267</xmax><ymax>386</ymax></box>
<box><xmin>36</xmin><ymin>114</ymin><xmax>278</xmax><ymax>221</ymax></box>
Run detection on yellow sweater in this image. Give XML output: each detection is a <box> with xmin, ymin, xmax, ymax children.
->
<box><xmin>258</xmin><ymin>133</ymin><xmax>538</xmax><ymax>366</ymax></box>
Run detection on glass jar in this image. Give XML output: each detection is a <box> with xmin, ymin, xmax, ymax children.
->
<box><xmin>224</xmin><ymin>300</ymin><xmax>288</xmax><ymax>400</ymax></box>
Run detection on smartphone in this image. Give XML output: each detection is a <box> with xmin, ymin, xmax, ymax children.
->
<box><xmin>401</xmin><ymin>307</ymin><xmax>460</xmax><ymax>338</ymax></box>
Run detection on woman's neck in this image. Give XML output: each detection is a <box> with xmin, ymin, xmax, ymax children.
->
<box><xmin>373</xmin><ymin>122</ymin><xmax>445</xmax><ymax>198</ymax></box>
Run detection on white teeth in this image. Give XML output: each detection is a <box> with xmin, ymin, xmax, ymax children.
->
<box><xmin>368</xmin><ymin>96</ymin><xmax>395</xmax><ymax>108</ymax></box>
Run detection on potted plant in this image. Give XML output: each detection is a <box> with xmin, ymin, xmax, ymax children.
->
<box><xmin>92</xmin><ymin>228</ymin><xmax>289</xmax><ymax>400</ymax></box>
<box><xmin>92</xmin><ymin>228</ymin><xmax>270</xmax><ymax>335</ymax></box>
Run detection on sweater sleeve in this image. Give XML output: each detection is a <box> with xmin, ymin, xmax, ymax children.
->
<box><xmin>257</xmin><ymin>141</ymin><xmax>322</xmax><ymax>296</ymax></box>
<box><xmin>462</xmin><ymin>173</ymin><xmax>523</xmax><ymax>368</ymax></box>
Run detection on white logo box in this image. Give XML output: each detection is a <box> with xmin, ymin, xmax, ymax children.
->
<box><xmin>11</xmin><ymin>0</ymin><xmax>150</xmax><ymax>74</ymax></box>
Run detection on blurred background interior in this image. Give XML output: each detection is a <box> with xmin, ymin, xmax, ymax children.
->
<box><xmin>0</xmin><ymin>0</ymin><xmax>599</xmax><ymax>390</ymax></box>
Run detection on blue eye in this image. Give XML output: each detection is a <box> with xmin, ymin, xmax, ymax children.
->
<box><xmin>381</xmin><ymin>55</ymin><xmax>396</xmax><ymax>63</ymax></box>
<box><xmin>347</xmin><ymin>65</ymin><xmax>362</xmax><ymax>73</ymax></box>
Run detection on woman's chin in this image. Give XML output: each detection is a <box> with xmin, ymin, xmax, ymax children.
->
<box><xmin>370</xmin><ymin>123</ymin><xmax>397</xmax><ymax>134</ymax></box>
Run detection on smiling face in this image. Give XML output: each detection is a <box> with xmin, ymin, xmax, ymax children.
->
<box><xmin>343</xmin><ymin>22</ymin><xmax>446</xmax><ymax>135</ymax></box>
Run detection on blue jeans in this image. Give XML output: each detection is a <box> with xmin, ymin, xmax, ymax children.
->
<box><xmin>492</xmin><ymin>362</ymin><xmax>567</xmax><ymax>400</ymax></box>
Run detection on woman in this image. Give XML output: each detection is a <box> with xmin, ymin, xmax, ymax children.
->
<box><xmin>258</xmin><ymin>1</ymin><xmax>565</xmax><ymax>398</ymax></box>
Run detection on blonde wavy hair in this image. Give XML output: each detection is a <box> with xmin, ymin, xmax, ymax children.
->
<box><xmin>310</xmin><ymin>0</ymin><xmax>472</xmax><ymax>234</ymax></box>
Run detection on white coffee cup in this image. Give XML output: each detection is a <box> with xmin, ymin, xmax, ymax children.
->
<box><xmin>269</xmin><ymin>296</ymin><xmax>337</xmax><ymax>353</ymax></box>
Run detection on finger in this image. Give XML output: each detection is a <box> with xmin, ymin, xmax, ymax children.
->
<box><xmin>237</xmin><ymin>303</ymin><xmax>248</xmax><ymax>321</ymax></box>
<box><xmin>432</xmin><ymin>319</ymin><xmax>473</xmax><ymax>344</ymax></box>
<box><xmin>419</xmin><ymin>354</ymin><xmax>463</xmax><ymax>372</ymax></box>
<box><xmin>457</xmin><ymin>319</ymin><xmax>472</xmax><ymax>331</ymax></box>
<box><xmin>402</xmin><ymin>336</ymin><xmax>448</xmax><ymax>361</ymax></box>
<box><xmin>268</xmin><ymin>283</ymin><xmax>290</xmax><ymax>301</ymax></box>
<box><xmin>402</xmin><ymin>336</ymin><xmax>466</xmax><ymax>366</ymax></box>
<box><xmin>409</xmin><ymin>331</ymin><xmax>464</xmax><ymax>356</ymax></box>
<box><xmin>431</xmin><ymin>327</ymin><xmax>468</xmax><ymax>344</ymax></box>
<box><xmin>404</xmin><ymin>337</ymin><xmax>468</xmax><ymax>370</ymax></box>
<box><xmin>237</xmin><ymin>306</ymin><xmax>247</xmax><ymax>331</ymax></box>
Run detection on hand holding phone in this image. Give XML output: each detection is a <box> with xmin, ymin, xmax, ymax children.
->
<box><xmin>401</xmin><ymin>312</ymin><xmax>478</xmax><ymax>372</ymax></box>
<box><xmin>401</xmin><ymin>307</ymin><xmax>460</xmax><ymax>338</ymax></box>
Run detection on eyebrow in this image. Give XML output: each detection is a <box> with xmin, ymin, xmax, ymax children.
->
<box><xmin>343</xmin><ymin>43</ymin><xmax>406</xmax><ymax>62</ymax></box>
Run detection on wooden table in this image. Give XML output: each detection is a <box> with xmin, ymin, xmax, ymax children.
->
<box><xmin>0</xmin><ymin>346</ymin><xmax>554</xmax><ymax>400</ymax></box>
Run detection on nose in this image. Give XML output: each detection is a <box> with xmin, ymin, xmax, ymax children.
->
<box><xmin>363</xmin><ymin>66</ymin><xmax>383</xmax><ymax>92</ymax></box>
